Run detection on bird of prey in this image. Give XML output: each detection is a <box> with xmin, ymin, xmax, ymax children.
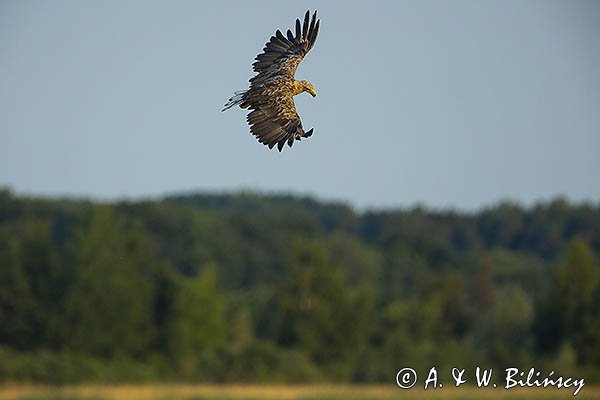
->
<box><xmin>222</xmin><ymin>10</ymin><xmax>320</xmax><ymax>152</ymax></box>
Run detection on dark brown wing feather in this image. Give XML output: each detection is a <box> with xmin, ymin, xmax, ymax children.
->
<box><xmin>245</xmin><ymin>79</ymin><xmax>313</xmax><ymax>152</ymax></box>
<box><xmin>243</xmin><ymin>11</ymin><xmax>319</xmax><ymax>151</ymax></box>
<box><xmin>250</xmin><ymin>10</ymin><xmax>320</xmax><ymax>86</ymax></box>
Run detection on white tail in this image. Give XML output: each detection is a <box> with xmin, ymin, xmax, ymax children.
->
<box><xmin>221</xmin><ymin>90</ymin><xmax>247</xmax><ymax>112</ymax></box>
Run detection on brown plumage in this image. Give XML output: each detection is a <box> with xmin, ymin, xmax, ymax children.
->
<box><xmin>222</xmin><ymin>10</ymin><xmax>320</xmax><ymax>152</ymax></box>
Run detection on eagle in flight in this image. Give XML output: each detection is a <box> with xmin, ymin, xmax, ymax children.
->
<box><xmin>222</xmin><ymin>10</ymin><xmax>320</xmax><ymax>152</ymax></box>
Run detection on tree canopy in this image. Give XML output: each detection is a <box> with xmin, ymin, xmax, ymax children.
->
<box><xmin>0</xmin><ymin>189</ymin><xmax>598</xmax><ymax>382</ymax></box>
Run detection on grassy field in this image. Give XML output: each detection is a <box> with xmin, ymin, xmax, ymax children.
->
<box><xmin>0</xmin><ymin>384</ymin><xmax>598</xmax><ymax>400</ymax></box>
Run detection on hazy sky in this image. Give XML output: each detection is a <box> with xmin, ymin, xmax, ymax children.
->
<box><xmin>1</xmin><ymin>1</ymin><xmax>599</xmax><ymax>210</ymax></box>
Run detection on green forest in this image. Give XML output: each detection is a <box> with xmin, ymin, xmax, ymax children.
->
<box><xmin>0</xmin><ymin>188</ymin><xmax>599</xmax><ymax>383</ymax></box>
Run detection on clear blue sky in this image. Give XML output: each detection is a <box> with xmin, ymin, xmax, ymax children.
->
<box><xmin>1</xmin><ymin>0</ymin><xmax>599</xmax><ymax>210</ymax></box>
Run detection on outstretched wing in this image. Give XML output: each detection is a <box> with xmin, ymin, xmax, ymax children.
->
<box><xmin>250</xmin><ymin>10</ymin><xmax>320</xmax><ymax>87</ymax></box>
<box><xmin>245</xmin><ymin>79</ymin><xmax>314</xmax><ymax>152</ymax></box>
<box><xmin>243</xmin><ymin>11</ymin><xmax>319</xmax><ymax>151</ymax></box>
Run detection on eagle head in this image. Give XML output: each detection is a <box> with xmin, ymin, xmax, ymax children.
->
<box><xmin>295</xmin><ymin>80</ymin><xmax>317</xmax><ymax>97</ymax></box>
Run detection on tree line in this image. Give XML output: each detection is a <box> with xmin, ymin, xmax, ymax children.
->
<box><xmin>0</xmin><ymin>188</ymin><xmax>598</xmax><ymax>382</ymax></box>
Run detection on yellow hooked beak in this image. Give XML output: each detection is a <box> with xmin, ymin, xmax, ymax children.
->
<box><xmin>308</xmin><ymin>88</ymin><xmax>317</xmax><ymax>97</ymax></box>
